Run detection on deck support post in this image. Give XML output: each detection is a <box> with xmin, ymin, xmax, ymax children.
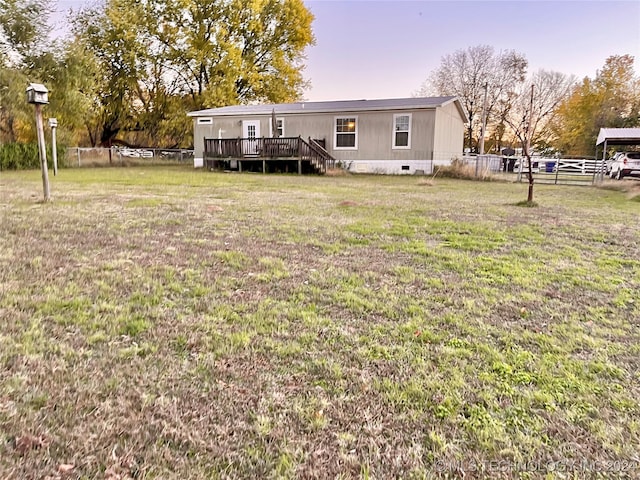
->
<box><xmin>263</xmin><ymin>159</ymin><xmax>266</xmax><ymax>173</ymax></box>
<box><xmin>298</xmin><ymin>159</ymin><xmax>302</xmax><ymax>175</ymax></box>
<box><xmin>239</xmin><ymin>160</ymin><xmax>242</xmax><ymax>173</ymax></box>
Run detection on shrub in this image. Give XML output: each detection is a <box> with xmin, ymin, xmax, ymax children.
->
<box><xmin>433</xmin><ymin>158</ymin><xmax>493</xmax><ymax>181</ymax></box>
<box><xmin>0</xmin><ymin>143</ymin><xmax>66</xmax><ymax>171</ymax></box>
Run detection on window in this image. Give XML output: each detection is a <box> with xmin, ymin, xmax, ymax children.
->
<box><xmin>197</xmin><ymin>117</ymin><xmax>213</xmax><ymax>125</ymax></box>
<box><xmin>393</xmin><ymin>113</ymin><xmax>411</xmax><ymax>149</ymax></box>
<box><xmin>335</xmin><ymin>117</ymin><xmax>358</xmax><ymax>149</ymax></box>
<box><xmin>270</xmin><ymin>118</ymin><xmax>285</xmax><ymax>137</ymax></box>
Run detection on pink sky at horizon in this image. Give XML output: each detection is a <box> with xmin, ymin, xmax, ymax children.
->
<box><xmin>52</xmin><ymin>0</ymin><xmax>640</xmax><ymax>102</ymax></box>
<box><xmin>303</xmin><ymin>0</ymin><xmax>640</xmax><ymax>101</ymax></box>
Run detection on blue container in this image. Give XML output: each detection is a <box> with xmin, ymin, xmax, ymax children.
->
<box><xmin>545</xmin><ymin>161</ymin><xmax>556</xmax><ymax>173</ymax></box>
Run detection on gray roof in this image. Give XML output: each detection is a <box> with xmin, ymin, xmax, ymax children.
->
<box><xmin>188</xmin><ymin>96</ymin><xmax>467</xmax><ymax>121</ymax></box>
<box><xmin>596</xmin><ymin>128</ymin><xmax>640</xmax><ymax>146</ymax></box>
<box><xmin>26</xmin><ymin>83</ymin><xmax>48</xmax><ymax>93</ymax></box>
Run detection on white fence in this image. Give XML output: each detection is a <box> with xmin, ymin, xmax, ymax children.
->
<box><xmin>456</xmin><ymin>155</ymin><xmax>603</xmax><ymax>185</ymax></box>
<box><xmin>65</xmin><ymin>147</ymin><xmax>194</xmax><ymax>167</ymax></box>
<box><xmin>459</xmin><ymin>154</ymin><xmax>504</xmax><ymax>176</ymax></box>
<box><xmin>515</xmin><ymin>157</ymin><xmax>602</xmax><ymax>185</ymax></box>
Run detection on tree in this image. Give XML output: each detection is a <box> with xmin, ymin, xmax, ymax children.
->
<box><xmin>0</xmin><ymin>0</ymin><xmax>51</xmax><ymax>64</ymax></box>
<box><xmin>71</xmin><ymin>0</ymin><xmax>149</xmax><ymax>146</ymax></box>
<box><xmin>417</xmin><ymin>45</ymin><xmax>527</xmax><ymax>152</ymax></box>
<box><xmin>0</xmin><ymin>0</ymin><xmax>54</xmax><ymax>143</ymax></box>
<box><xmin>503</xmin><ymin>70</ymin><xmax>575</xmax><ymax>202</ymax></box>
<box><xmin>551</xmin><ymin>55</ymin><xmax>640</xmax><ymax>156</ymax></box>
<box><xmin>0</xmin><ymin>65</ymin><xmax>31</xmax><ymax>142</ymax></box>
<box><xmin>71</xmin><ymin>0</ymin><xmax>315</xmax><ymax>147</ymax></box>
<box><xmin>41</xmin><ymin>41</ymin><xmax>103</xmax><ymax>147</ymax></box>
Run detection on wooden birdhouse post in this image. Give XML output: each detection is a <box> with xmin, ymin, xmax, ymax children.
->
<box><xmin>49</xmin><ymin>118</ymin><xmax>58</xmax><ymax>176</ymax></box>
<box><xmin>26</xmin><ymin>83</ymin><xmax>51</xmax><ymax>201</ymax></box>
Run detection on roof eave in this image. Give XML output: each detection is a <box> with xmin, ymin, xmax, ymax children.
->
<box><xmin>596</xmin><ymin>138</ymin><xmax>640</xmax><ymax>146</ymax></box>
<box><xmin>451</xmin><ymin>98</ymin><xmax>469</xmax><ymax>124</ymax></box>
<box><xmin>596</xmin><ymin>127</ymin><xmax>640</xmax><ymax>146</ymax></box>
<box><xmin>187</xmin><ymin>100</ymin><xmax>458</xmax><ymax>117</ymax></box>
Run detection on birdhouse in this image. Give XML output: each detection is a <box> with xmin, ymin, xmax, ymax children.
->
<box><xmin>48</xmin><ymin>118</ymin><xmax>58</xmax><ymax>128</ymax></box>
<box><xmin>26</xmin><ymin>83</ymin><xmax>49</xmax><ymax>104</ymax></box>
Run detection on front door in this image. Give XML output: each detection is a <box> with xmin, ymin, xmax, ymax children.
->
<box><xmin>242</xmin><ymin>120</ymin><xmax>261</xmax><ymax>155</ymax></box>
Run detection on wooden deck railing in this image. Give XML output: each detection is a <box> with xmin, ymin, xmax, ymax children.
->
<box><xmin>302</xmin><ymin>137</ymin><xmax>336</xmax><ymax>172</ymax></box>
<box><xmin>204</xmin><ymin>137</ymin><xmax>336</xmax><ymax>173</ymax></box>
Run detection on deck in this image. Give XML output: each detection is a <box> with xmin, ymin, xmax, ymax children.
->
<box><xmin>203</xmin><ymin>137</ymin><xmax>336</xmax><ymax>174</ymax></box>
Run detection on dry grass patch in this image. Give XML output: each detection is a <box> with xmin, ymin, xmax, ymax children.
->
<box><xmin>338</xmin><ymin>200</ymin><xmax>360</xmax><ymax>207</ymax></box>
<box><xmin>433</xmin><ymin>158</ymin><xmax>495</xmax><ymax>181</ymax></box>
<box><xmin>627</xmin><ymin>184</ymin><xmax>640</xmax><ymax>201</ymax></box>
<box><xmin>1</xmin><ymin>167</ymin><xmax>639</xmax><ymax>479</ymax></box>
<box><xmin>416</xmin><ymin>177</ymin><xmax>435</xmax><ymax>187</ymax></box>
<box><xmin>324</xmin><ymin>167</ymin><xmax>349</xmax><ymax>177</ymax></box>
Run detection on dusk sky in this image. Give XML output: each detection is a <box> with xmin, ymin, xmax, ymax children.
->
<box><xmin>54</xmin><ymin>0</ymin><xmax>640</xmax><ymax>102</ymax></box>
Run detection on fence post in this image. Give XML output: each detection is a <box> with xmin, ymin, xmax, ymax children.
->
<box><xmin>77</xmin><ymin>147</ymin><xmax>81</xmax><ymax>167</ymax></box>
<box><xmin>516</xmin><ymin>157</ymin><xmax>523</xmax><ymax>182</ymax></box>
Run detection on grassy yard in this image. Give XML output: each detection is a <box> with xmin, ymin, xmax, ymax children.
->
<box><xmin>1</xmin><ymin>167</ymin><xmax>639</xmax><ymax>479</ymax></box>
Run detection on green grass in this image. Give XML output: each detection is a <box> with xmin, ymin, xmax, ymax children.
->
<box><xmin>1</xmin><ymin>167</ymin><xmax>639</xmax><ymax>479</ymax></box>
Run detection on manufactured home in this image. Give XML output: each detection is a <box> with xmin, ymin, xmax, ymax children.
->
<box><xmin>187</xmin><ymin>96</ymin><xmax>467</xmax><ymax>175</ymax></box>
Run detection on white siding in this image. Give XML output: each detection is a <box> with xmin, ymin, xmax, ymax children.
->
<box><xmin>192</xmin><ymin>102</ymin><xmax>464</xmax><ymax>172</ymax></box>
<box><xmin>433</xmin><ymin>102</ymin><xmax>465</xmax><ymax>162</ymax></box>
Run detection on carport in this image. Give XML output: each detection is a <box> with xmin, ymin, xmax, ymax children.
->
<box><xmin>595</xmin><ymin>127</ymin><xmax>640</xmax><ymax>182</ymax></box>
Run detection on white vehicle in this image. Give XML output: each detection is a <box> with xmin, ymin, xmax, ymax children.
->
<box><xmin>120</xmin><ymin>148</ymin><xmax>140</xmax><ymax>158</ymax></box>
<box><xmin>120</xmin><ymin>148</ymin><xmax>153</xmax><ymax>158</ymax></box>
<box><xmin>609</xmin><ymin>152</ymin><xmax>640</xmax><ymax>180</ymax></box>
